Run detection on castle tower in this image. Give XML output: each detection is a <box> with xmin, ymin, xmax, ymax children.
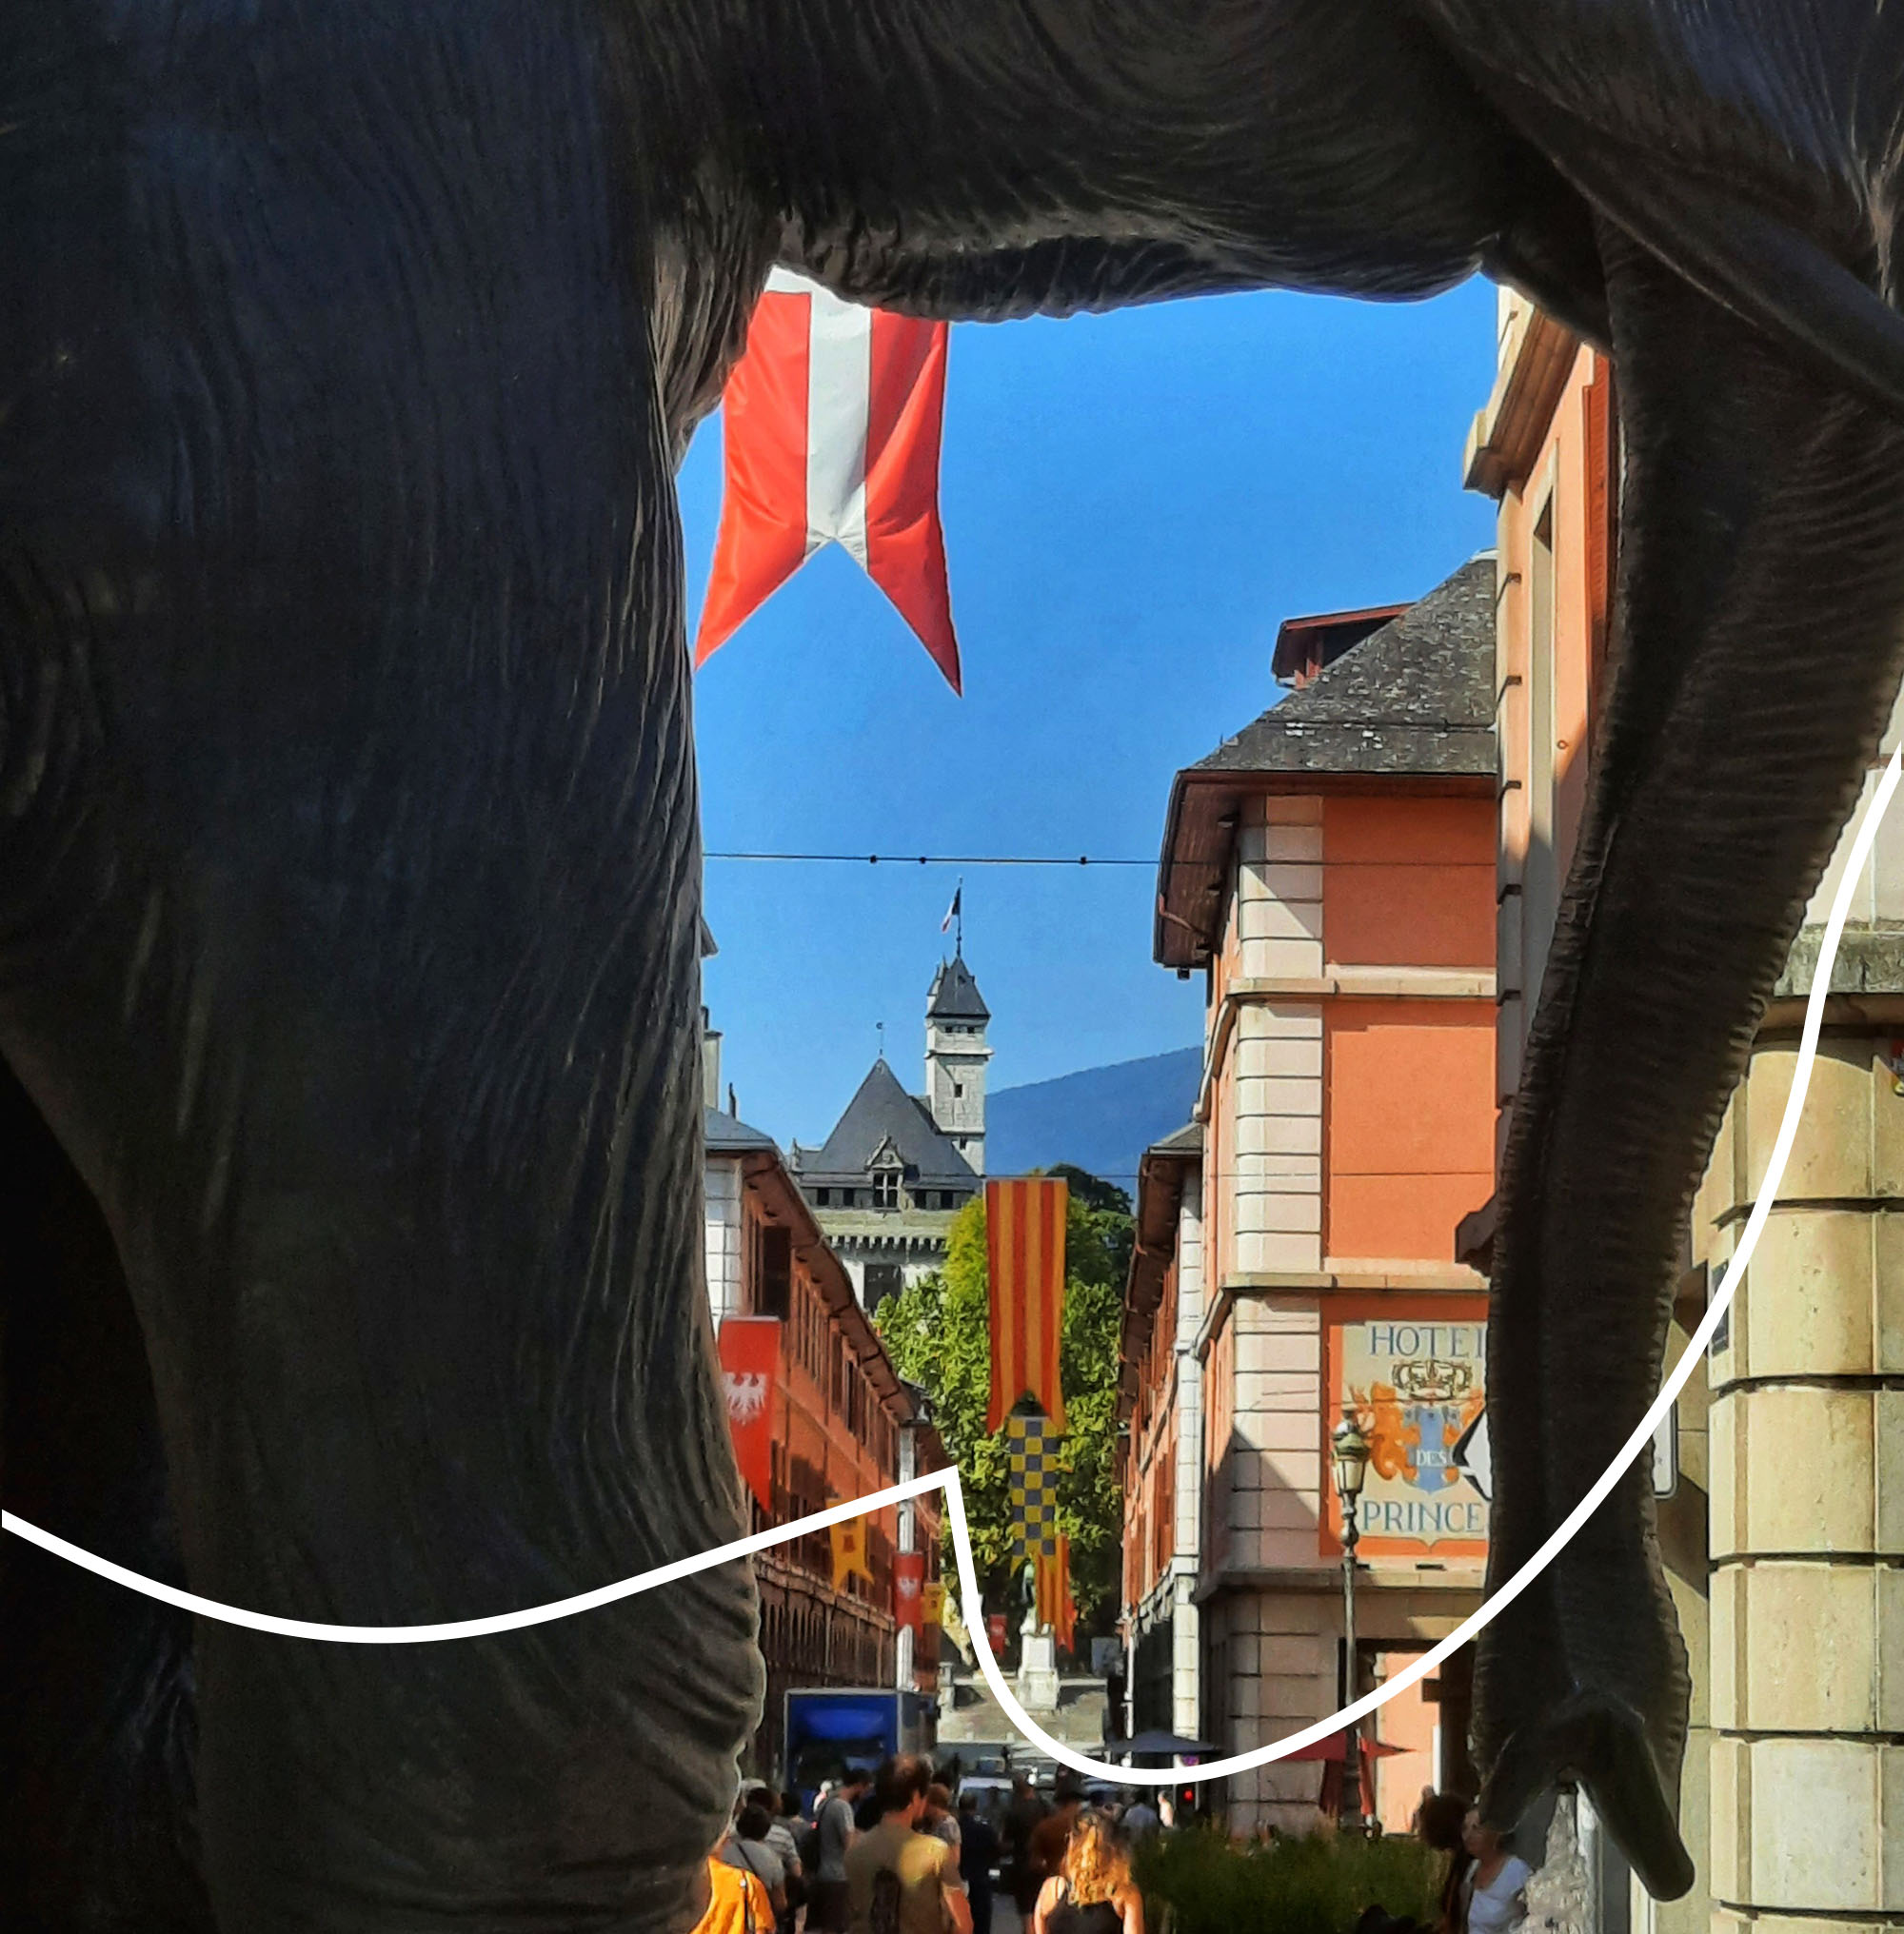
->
<box><xmin>924</xmin><ymin>949</ymin><xmax>991</xmax><ymax>1174</ymax></box>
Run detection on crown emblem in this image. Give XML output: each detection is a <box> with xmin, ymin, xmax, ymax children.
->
<box><xmin>1392</xmin><ymin>1357</ymin><xmax>1471</xmax><ymax>1403</ymax></box>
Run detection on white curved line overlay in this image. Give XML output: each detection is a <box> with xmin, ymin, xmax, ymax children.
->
<box><xmin>5</xmin><ymin>749</ymin><xmax>1895</xmax><ymax>1786</ymax></box>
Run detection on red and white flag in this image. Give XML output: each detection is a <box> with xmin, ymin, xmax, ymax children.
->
<box><xmin>894</xmin><ymin>1551</ymin><xmax>926</xmax><ymax>1632</ymax></box>
<box><xmin>694</xmin><ymin>269</ymin><xmax>962</xmax><ymax>692</ymax></box>
<box><xmin>717</xmin><ymin>1317</ymin><xmax>781</xmax><ymax>1513</ymax></box>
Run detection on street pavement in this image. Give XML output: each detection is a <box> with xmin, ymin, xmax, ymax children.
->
<box><xmin>985</xmin><ymin>1897</ymin><xmax>1024</xmax><ymax>1934</ymax></box>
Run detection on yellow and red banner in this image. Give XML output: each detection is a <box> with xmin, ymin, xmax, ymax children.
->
<box><xmin>894</xmin><ymin>1551</ymin><xmax>926</xmax><ymax>1631</ymax></box>
<box><xmin>717</xmin><ymin>1317</ymin><xmax>781</xmax><ymax>1512</ymax></box>
<box><xmin>921</xmin><ymin>1581</ymin><xmax>947</xmax><ymax>1626</ymax></box>
<box><xmin>1035</xmin><ymin>1534</ymin><xmax>1076</xmax><ymax>1651</ymax></box>
<box><xmin>829</xmin><ymin>1514</ymin><xmax>873</xmax><ymax>1592</ymax></box>
<box><xmin>985</xmin><ymin>1177</ymin><xmax>1068</xmax><ymax>1431</ymax></box>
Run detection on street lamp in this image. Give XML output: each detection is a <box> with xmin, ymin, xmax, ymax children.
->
<box><xmin>1331</xmin><ymin>1408</ymin><xmax>1373</xmax><ymax>1833</ymax></box>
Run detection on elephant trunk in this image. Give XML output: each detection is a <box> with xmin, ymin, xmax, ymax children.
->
<box><xmin>1475</xmin><ymin>227</ymin><xmax>1904</xmax><ymax>1900</ymax></box>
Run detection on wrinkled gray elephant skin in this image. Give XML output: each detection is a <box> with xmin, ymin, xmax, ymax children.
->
<box><xmin>6</xmin><ymin>0</ymin><xmax>1904</xmax><ymax>1925</ymax></box>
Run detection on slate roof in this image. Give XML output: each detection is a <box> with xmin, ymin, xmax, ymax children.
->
<box><xmin>1147</xmin><ymin>1120</ymin><xmax>1203</xmax><ymax>1158</ymax></box>
<box><xmin>1191</xmin><ymin>554</ymin><xmax>1497</xmax><ymax>779</ymax></box>
<box><xmin>798</xmin><ymin>1057</ymin><xmax>980</xmax><ymax>1189</ymax></box>
<box><xmin>704</xmin><ymin>1108</ymin><xmax>777</xmax><ymax>1154</ymax></box>
<box><xmin>926</xmin><ymin>952</ymin><xmax>990</xmax><ymax>1022</ymax></box>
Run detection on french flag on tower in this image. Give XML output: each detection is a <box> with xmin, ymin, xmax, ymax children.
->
<box><xmin>693</xmin><ymin>268</ymin><xmax>962</xmax><ymax>693</ymax></box>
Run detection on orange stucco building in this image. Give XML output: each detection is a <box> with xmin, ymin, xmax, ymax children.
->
<box><xmin>1460</xmin><ymin>294</ymin><xmax>1616</xmax><ymax>1186</ymax></box>
<box><xmin>1465</xmin><ymin>278</ymin><xmax>1904</xmax><ymax>1934</ymax></box>
<box><xmin>1121</xmin><ymin>563</ymin><xmax>1500</xmax><ymax>1834</ymax></box>
<box><xmin>703</xmin><ymin>1022</ymin><xmax>943</xmax><ymax>1782</ymax></box>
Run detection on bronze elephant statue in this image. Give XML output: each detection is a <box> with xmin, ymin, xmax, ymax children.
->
<box><xmin>7</xmin><ymin>0</ymin><xmax>1904</xmax><ymax>1924</ymax></box>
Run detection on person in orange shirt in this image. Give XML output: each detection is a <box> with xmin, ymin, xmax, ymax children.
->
<box><xmin>689</xmin><ymin>1852</ymin><xmax>776</xmax><ymax>1934</ymax></box>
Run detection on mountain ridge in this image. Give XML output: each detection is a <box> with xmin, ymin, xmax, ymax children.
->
<box><xmin>986</xmin><ymin>1045</ymin><xmax>1202</xmax><ymax>1201</ymax></box>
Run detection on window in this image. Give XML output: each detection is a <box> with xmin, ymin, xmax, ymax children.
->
<box><xmin>952</xmin><ymin>1081</ymin><xmax>963</xmax><ymax>1097</ymax></box>
<box><xmin>757</xmin><ymin>1225</ymin><xmax>791</xmax><ymax>1321</ymax></box>
<box><xmin>873</xmin><ymin>1171</ymin><xmax>899</xmax><ymax>1210</ymax></box>
<box><xmin>817</xmin><ymin>1188</ymin><xmax>830</xmax><ymax>1207</ymax></box>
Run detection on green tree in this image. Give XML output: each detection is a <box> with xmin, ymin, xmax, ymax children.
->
<box><xmin>876</xmin><ymin>1165</ymin><xmax>1131</xmax><ymax>1648</ymax></box>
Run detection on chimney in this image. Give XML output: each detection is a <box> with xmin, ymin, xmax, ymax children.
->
<box><xmin>702</xmin><ymin>1005</ymin><xmax>723</xmax><ymax>1114</ymax></box>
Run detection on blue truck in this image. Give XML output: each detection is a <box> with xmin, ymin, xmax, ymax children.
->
<box><xmin>783</xmin><ymin>1687</ymin><xmax>938</xmax><ymax>1813</ymax></box>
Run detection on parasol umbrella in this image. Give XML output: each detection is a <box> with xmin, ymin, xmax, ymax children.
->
<box><xmin>1110</xmin><ymin>1728</ymin><xmax>1219</xmax><ymax>1760</ymax></box>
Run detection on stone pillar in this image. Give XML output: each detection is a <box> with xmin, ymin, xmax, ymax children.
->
<box><xmin>1680</xmin><ymin>699</ymin><xmax>1904</xmax><ymax>1934</ymax></box>
<box><xmin>1691</xmin><ymin>699</ymin><xmax>1904</xmax><ymax>1934</ymax></box>
<box><xmin>1704</xmin><ymin>1027</ymin><xmax>1904</xmax><ymax>1934</ymax></box>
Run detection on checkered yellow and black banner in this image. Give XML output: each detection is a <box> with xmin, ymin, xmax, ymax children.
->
<box><xmin>1006</xmin><ymin>1411</ymin><xmax>1061</xmax><ymax>1559</ymax></box>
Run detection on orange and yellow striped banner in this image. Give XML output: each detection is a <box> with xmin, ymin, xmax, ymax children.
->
<box><xmin>985</xmin><ymin>1177</ymin><xmax>1068</xmax><ymax>1431</ymax></box>
<box><xmin>1035</xmin><ymin>1533</ymin><xmax>1076</xmax><ymax>1650</ymax></box>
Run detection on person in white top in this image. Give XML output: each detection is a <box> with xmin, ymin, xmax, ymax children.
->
<box><xmin>1458</xmin><ymin>1808</ymin><xmax>1532</xmax><ymax>1934</ymax></box>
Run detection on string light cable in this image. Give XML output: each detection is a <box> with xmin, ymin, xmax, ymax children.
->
<box><xmin>6</xmin><ymin>751</ymin><xmax>1895</xmax><ymax>1787</ymax></box>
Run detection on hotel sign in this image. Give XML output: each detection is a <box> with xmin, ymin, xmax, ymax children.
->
<box><xmin>1324</xmin><ymin>1301</ymin><xmax>1489</xmax><ymax>1558</ymax></box>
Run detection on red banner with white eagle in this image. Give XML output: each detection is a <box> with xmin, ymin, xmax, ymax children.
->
<box><xmin>894</xmin><ymin>1550</ymin><xmax>926</xmax><ymax>1632</ymax></box>
<box><xmin>717</xmin><ymin>1317</ymin><xmax>781</xmax><ymax>1513</ymax></box>
<box><xmin>694</xmin><ymin>269</ymin><xmax>962</xmax><ymax>692</ymax></box>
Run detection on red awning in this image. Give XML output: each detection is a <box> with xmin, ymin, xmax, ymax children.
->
<box><xmin>1277</xmin><ymin>1734</ymin><xmax>1410</xmax><ymax>1763</ymax></box>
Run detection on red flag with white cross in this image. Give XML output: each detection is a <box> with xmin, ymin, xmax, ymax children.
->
<box><xmin>694</xmin><ymin>269</ymin><xmax>962</xmax><ymax>692</ymax></box>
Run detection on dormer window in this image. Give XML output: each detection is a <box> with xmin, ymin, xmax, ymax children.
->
<box><xmin>873</xmin><ymin>1171</ymin><xmax>899</xmax><ymax>1211</ymax></box>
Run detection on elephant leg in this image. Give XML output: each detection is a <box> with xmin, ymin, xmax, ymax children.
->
<box><xmin>0</xmin><ymin>623</ymin><xmax>763</xmax><ymax>1932</ymax></box>
<box><xmin>0</xmin><ymin>1061</ymin><xmax>211</xmax><ymax>1931</ymax></box>
<box><xmin>0</xmin><ymin>532</ymin><xmax>769</xmax><ymax>1928</ymax></box>
<box><xmin>1</xmin><ymin>3</ymin><xmax>764</xmax><ymax>1921</ymax></box>
<box><xmin>1475</xmin><ymin>227</ymin><xmax>1904</xmax><ymax>1899</ymax></box>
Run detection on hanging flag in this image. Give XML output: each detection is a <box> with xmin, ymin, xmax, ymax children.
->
<box><xmin>921</xmin><ymin>1580</ymin><xmax>947</xmax><ymax>1626</ymax></box>
<box><xmin>695</xmin><ymin>269</ymin><xmax>962</xmax><ymax>691</ymax></box>
<box><xmin>717</xmin><ymin>1317</ymin><xmax>781</xmax><ymax>1513</ymax></box>
<box><xmin>985</xmin><ymin>1611</ymin><xmax>1009</xmax><ymax>1653</ymax></box>
<box><xmin>941</xmin><ymin>884</ymin><xmax>962</xmax><ymax>935</ymax></box>
<box><xmin>894</xmin><ymin>1551</ymin><xmax>926</xmax><ymax>1631</ymax></box>
<box><xmin>1035</xmin><ymin>1534</ymin><xmax>1076</xmax><ymax>1650</ymax></box>
<box><xmin>1006</xmin><ymin>1411</ymin><xmax>1061</xmax><ymax>1561</ymax></box>
<box><xmin>829</xmin><ymin>1513</ymin><xmax>873</xmax><ymax>1592</ymax></box>
<box><xmin>986</xmin><ymin>1178</ymin><xmax>1069</xmax><ymax>1431</ymax></box>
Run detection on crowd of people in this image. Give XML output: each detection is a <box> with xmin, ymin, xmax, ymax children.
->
<box><xmin>687</xmin><ymin>1766</ymin><xmax>1530</xmax><ymax>1934</ymax></box>
<box><xmin>688</xmin><ymin>1761</ymin><xmax>1150</xmax><ymax>1934</ymax></box>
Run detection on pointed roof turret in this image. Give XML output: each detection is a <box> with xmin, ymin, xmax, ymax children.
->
<box><xmin>803</xmin><ymin>1058</ymin><xmax>978</xmax><ymax>1187</ymax></box>
<box><xmin>926</xmin><ymin>953</ymin><xmax>990</xmax><ymax>1024</ymax></box>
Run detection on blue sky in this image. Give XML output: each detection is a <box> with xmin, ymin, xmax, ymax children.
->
<box><xmin>688</xmin><ymin>281</ymin><xmax>1499</xmax><ymax>1153</ymax></box>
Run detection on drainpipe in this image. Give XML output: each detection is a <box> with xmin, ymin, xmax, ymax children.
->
<box><xmin>897</xmin><ymin>1414</ymin><xmax>916</xmax><ymax>1694</ymax></box>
